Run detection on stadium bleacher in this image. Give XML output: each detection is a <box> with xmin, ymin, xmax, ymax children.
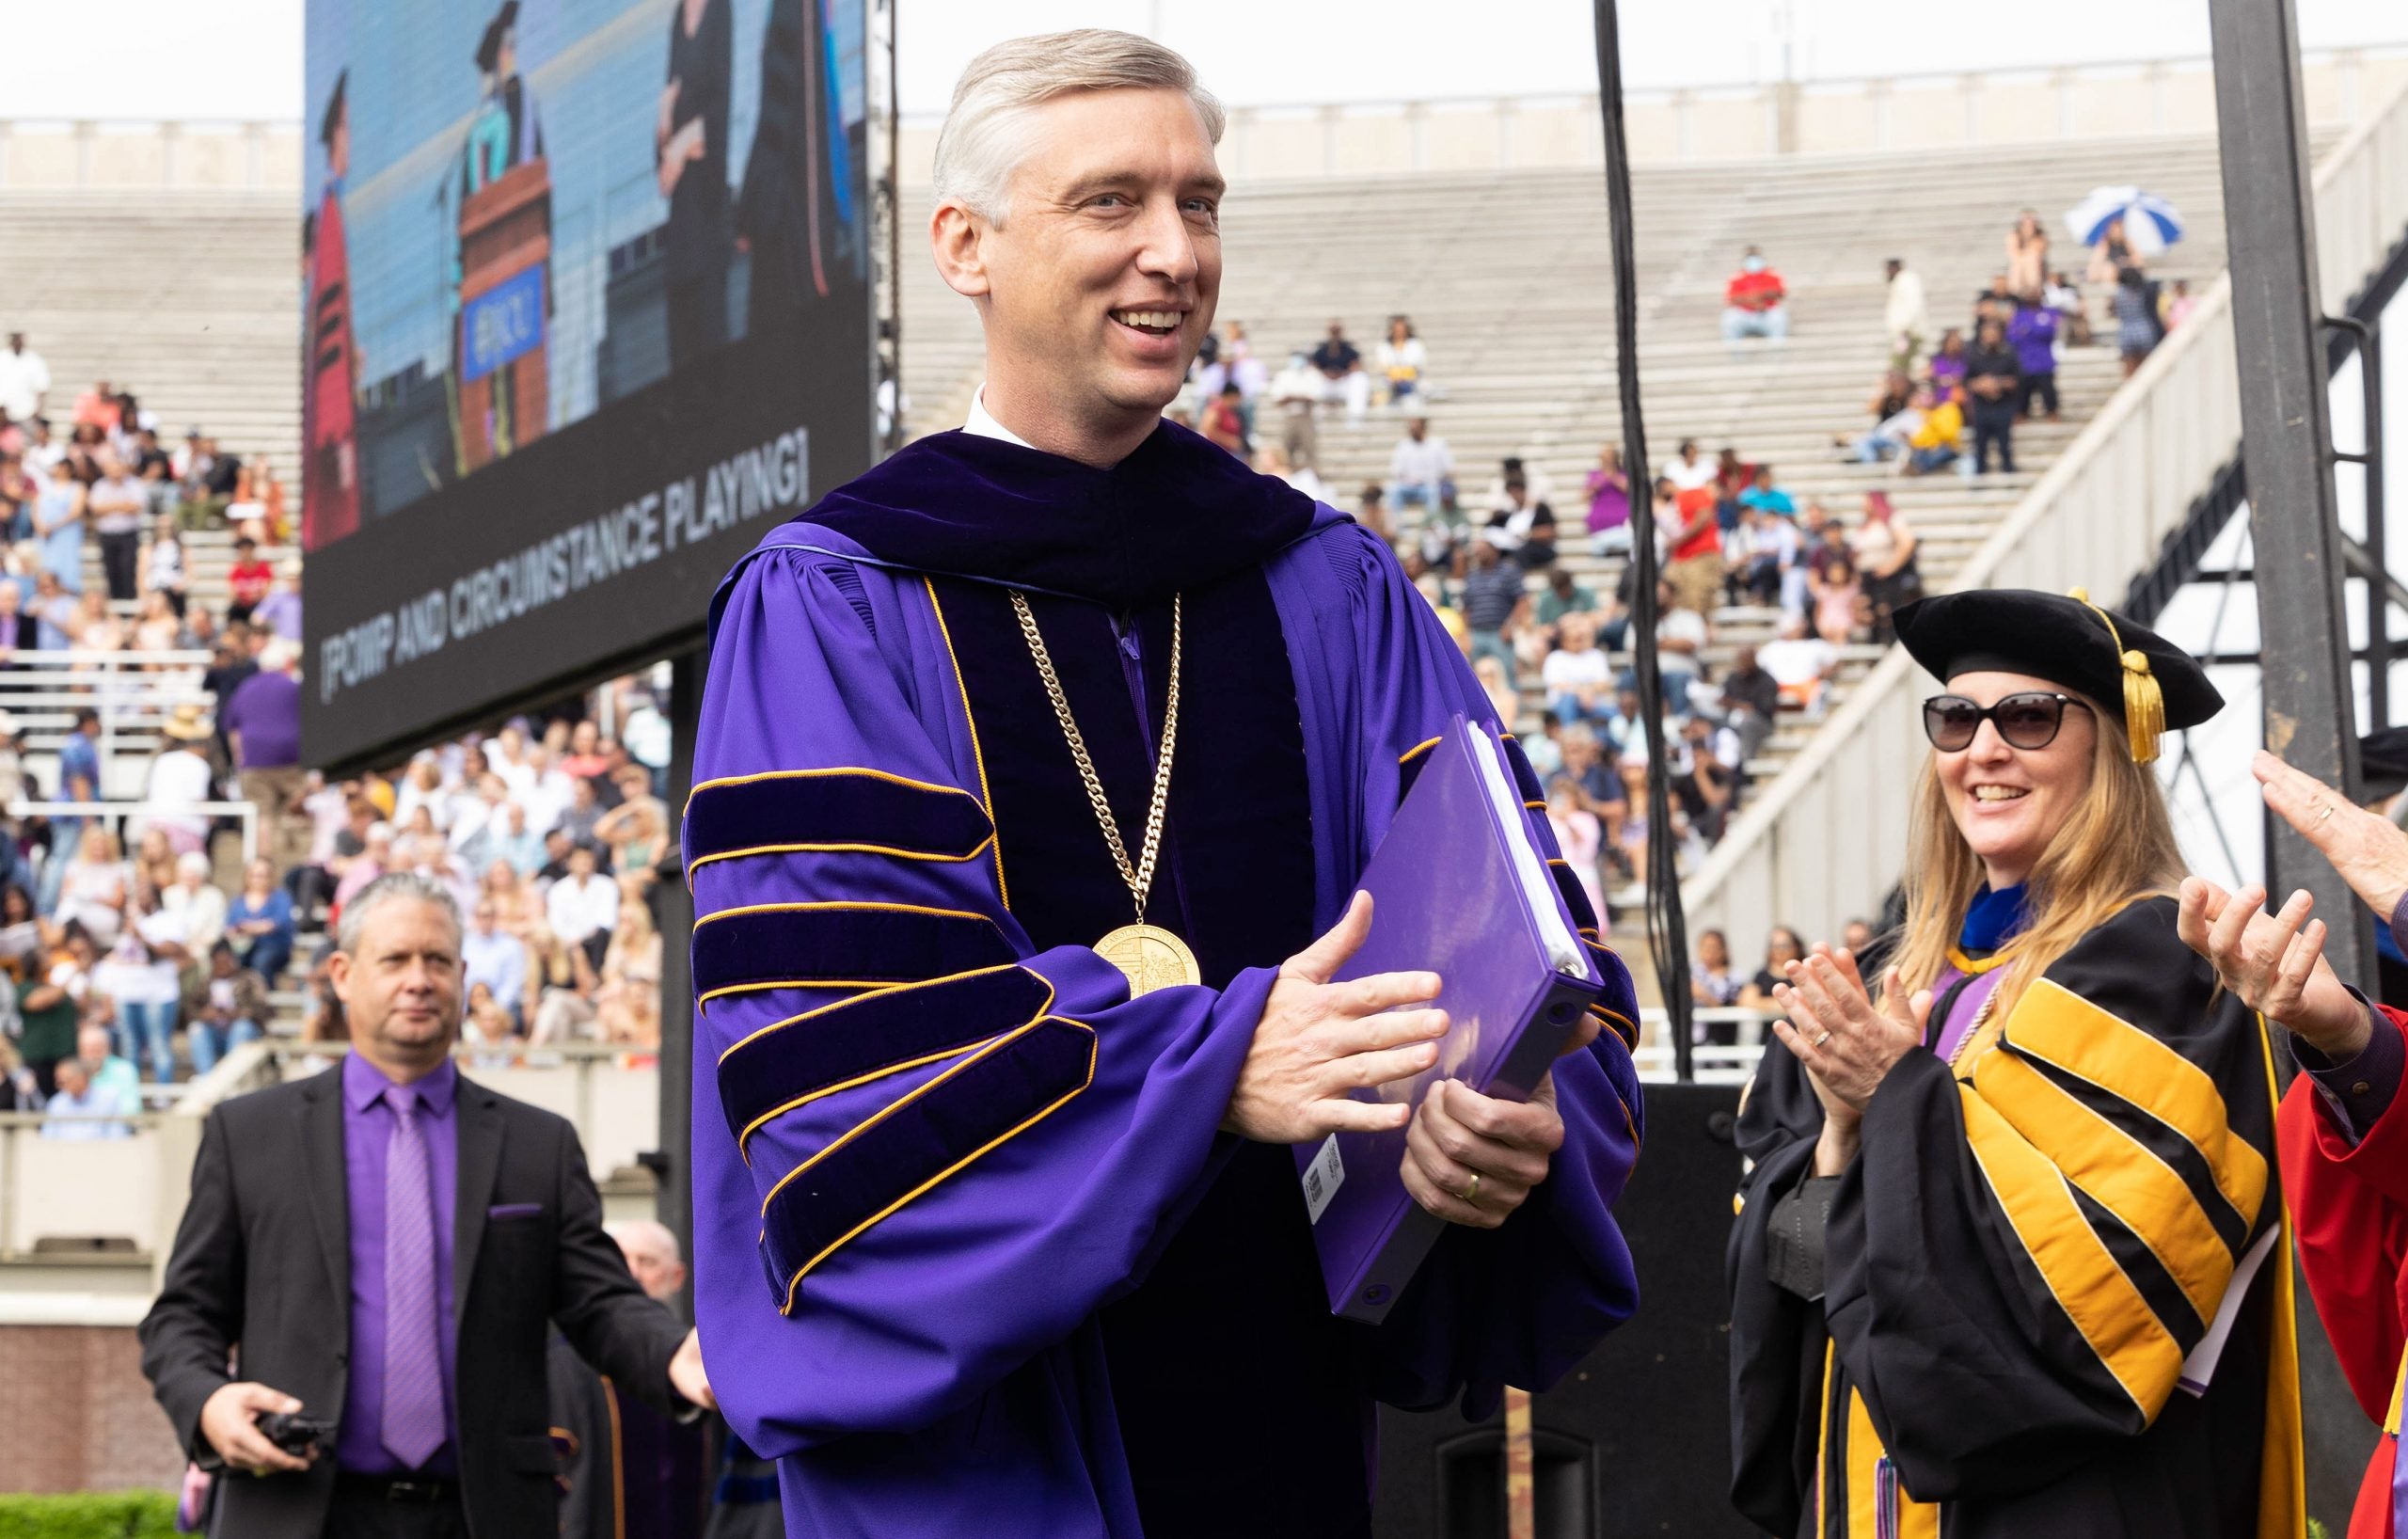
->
<box><xmin>901</xmin><ymin>130</ymin><xmax>2289</xmax><ymax>909</ymax></box>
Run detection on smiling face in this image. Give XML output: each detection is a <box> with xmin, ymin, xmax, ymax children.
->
<box><xmin>1934</xmin><ymin>671</ymin><xmax>2099</xmax><ymax>889</ymax></box>
<box><xmin>933</xmin><ymin>87</ymin><xmax>1224</xmax><ymax>465</ymax></box>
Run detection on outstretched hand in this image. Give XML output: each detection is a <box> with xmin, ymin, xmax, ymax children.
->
<box><xmin>2176</xmin><ymin>877</ymin><xmax>2369</xmax><ymax>1061</ymax></box>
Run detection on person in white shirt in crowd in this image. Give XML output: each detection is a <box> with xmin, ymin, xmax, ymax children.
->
<box><xmin>87</xmin><ymin>449</ymin><xmax>150</xmax><ymax>603</ymax></box>
<box><xmin>1376</xmin><ymin>314</ymin><xmax>1428</xmax><ymax>408</ymax></box>
<box><xmin>611</xmin><ymin>690</ymin><xmax>671</xmax><ymax>789</ymax></box>
<box><xmin>1651</xmin><ymin>584</ymin><xmax>1711</xmax><ymax>716</ymax></box>
<box><xmin>98</xmin><ymin>894</ymin><xmax>189</xmax><ymax>1084</ymax></box>
<box><xmin>1754</xmin><ymin>611</ymin><xmax>1841</xmax><ymax>714</ymax></box>
<box><xmin>1542</xmin><ymin>611</ymin><xmax>1615</xmax><ymax>726</ymax></box>
<box><xmin>546</xmin><ymin>845</ymin><xmax>619</xmax><ymax>972</ymax></box>
<box><xmin>22</xmin><ymin>416</ymin><xmax>64</xmax><ymax>476</ymax></box>
<box><xmin>41</xmin><ymin>1056</ymin><xmax>133</xmax><ymax>1140</ymax></box>
<box><xmin>404</xmin><ymin>832</ymin><xmax>478</xmax><ymax>914</ymax></box>
<box><xmin>0</xmin><ymin>334</ymin><xmax>51</xmax><ymax>425</ymax></box>
<box><xmin>1266</xmin><ymin>351</ymin><xmax>1323</xmax><ymax>473</ymax></box>
<box><xmin>144</xmin><ymin>706</ymin><xmax>216</xmax><ymax>858</ymax></box>
<box><xmin>1662</xmin><ymin>438</ymin><xmax>1716</xmax><ymax>496</ymax></box>
<box><xmin>1882</xmin><ymin>257</ymin><xmax>1929</xmax><ymax>373</ymax></box>
<box><xmin>161</xmin><ymin>851</ymin><xmax>227</xmax><ymax>961</ymax></box>
<box><xmin>393</xmin><ymin>753</ymin><xmax>452</xmax><ymax>833</ymax></box>
<box><xmin>515</xmin><ymin>744</ymin><xmax>575</xmax><ymax>836</ymax></box>
<box><xmin>1386</xmin><ymin>415</ymin><xmax>1455</xmax><ymax>519</ymax></box>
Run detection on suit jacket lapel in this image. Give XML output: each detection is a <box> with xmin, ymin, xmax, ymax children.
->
<box><xmin>452</xmin><ymin>1076</ymin><xmax>504</xmax><ymax>1329</ymax></box>
<box><xmin>303</xmin><ymin>1072</ymin><xmax>350</xmax><ymax>1319</ymax></box>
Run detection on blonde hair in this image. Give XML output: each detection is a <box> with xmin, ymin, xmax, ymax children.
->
<box><xmin>932</xmin><ymin>30</ymin><xmax>1225</xmax><ymax>225</ymax></box>
<box><xmin>1887</xmin><ymin>691</ymin><xmax>2187</xmax><ymax>1023</ymax></box>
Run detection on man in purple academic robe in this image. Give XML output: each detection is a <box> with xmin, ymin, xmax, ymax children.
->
<box><xmin>689</xmin><ymin>30</ymin><xmax>1644</xmax><ymax>1539</ymax></box>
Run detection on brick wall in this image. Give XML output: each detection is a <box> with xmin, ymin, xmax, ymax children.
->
<box><xmin>0</xmin><ymin>1325</ymin><xmax>182</xmax><ymax>1493</ymax></box>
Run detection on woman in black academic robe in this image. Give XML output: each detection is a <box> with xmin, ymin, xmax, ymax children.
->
<box><xmin>1727</xmin><ymin>590</ymin><xmax>2304</xmax><ymax>1539</ymax></box>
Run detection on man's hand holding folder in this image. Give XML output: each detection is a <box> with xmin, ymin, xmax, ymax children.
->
<box><xmin>1400</xmin><ymin>1012</ymin><xmax>1602</xmax><ymax>1230</ymax></box>
<box><xmin>1221</xmin><ymin>891</ymin><xmax>1450</xmax><ymax>1143</ymax></box>
<box><xmin>1221</xmin><ymin>889</ymin><xmax>1589</xmax><ymax>1232</ymax></box>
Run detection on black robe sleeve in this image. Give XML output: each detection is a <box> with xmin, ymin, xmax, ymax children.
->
<box><xmin>1727</xmin><ymin>1036</ymin><xmax>1839</xmax><ymax>1536</ymax></box>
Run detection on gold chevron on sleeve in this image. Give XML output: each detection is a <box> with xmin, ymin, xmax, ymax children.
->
<box><xmin>1959</xmin><ymin>1087</ymin><xmax>2187</xmax><ymax>1420</ymax></box>
<box><xmin>2001</xmin><ymin>978</ymin><xmax>2267</xmax><ymax>1232</ymax></box>
<box><xmin>1974</xmin><ymin>1049</ymin><xmax>2234</xmax><ymax>1327</ymax></box>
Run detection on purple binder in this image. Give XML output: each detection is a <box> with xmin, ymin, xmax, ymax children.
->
<box><xmin>1294</xmin><ymin>715</ymin><xmax>1604</xmax><ymax>1323</ymax></box>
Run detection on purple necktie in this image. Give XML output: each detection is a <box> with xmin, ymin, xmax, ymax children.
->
<box><xmin>381</xmin><ymin>1085</ymin><xmax>445</xmax><ymax>1469</ymax></box>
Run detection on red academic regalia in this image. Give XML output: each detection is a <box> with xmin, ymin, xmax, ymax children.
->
<box><xmin>303</xmin><ymin>186</ymin><xmax>360</xmax><ymax>549</ymax></box>
<box><xmin>2280</xmin><ymin>1002</ymin><xmax>2408</xmax><ymax>1539</ymax></box>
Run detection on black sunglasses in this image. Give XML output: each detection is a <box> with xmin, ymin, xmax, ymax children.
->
<box><xmin>1922</xmin><ymin>691</ymin><xmax>2093</xmax><ymax>752</ymax></box>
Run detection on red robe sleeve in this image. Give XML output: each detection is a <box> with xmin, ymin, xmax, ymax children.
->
<box><xmin>2279</xmin><ymin>1006</ymin><xmax>2408</xmax><ymax>1425</ymax></box>
<box><xmin>2280</xmin><ymin>1007</ymin><xmax>2408</xmax><ymax>1538</ymax></box>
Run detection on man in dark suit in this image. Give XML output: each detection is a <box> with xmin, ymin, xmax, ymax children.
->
<box><xmin>139</xmin><ymin>872</ymin><xmax>713</xmax><ymax>1537</ymax></box>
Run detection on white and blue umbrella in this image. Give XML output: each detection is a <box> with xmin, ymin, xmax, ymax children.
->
<box><xmin>2064</xmin><ymin>186</ymin><xmax>2186</xmax><ymax>255</ymax></box>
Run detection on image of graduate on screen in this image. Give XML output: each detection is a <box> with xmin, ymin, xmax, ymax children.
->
<box><xmin>303</xmin><ymin>0</ymin><xmax>872</xmax><ymax>544</ymax></box>
<box><xmin>449</xmin><ymin>0</ymin><xmax>553</xmax><ymax>473</ymax></box>
<box><xmin>302</xmin><ymin>70</ymin><xmax>361</xmax><ymax>551</ymax></box>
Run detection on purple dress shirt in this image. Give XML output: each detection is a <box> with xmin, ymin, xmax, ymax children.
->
<box><xmin>2292</xmin><ymin>889</ymin><xmax>2408</xmax><ymax>1141</ymax></box>
<box><xmin>336</xmin><ymin>1053</ymin><xmax>461</xmax><ymax>1474</ymax></box>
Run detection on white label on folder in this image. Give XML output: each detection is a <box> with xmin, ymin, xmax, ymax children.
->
<box><xmin>1301</xmin><ymin>1135</ymin><xmax>1345</xmax><ymax>1225</ymax></box>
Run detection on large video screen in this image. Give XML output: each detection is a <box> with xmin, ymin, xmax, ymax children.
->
<box><xmin>302</xmin><ymin>0</ymin><xmax>872</xmax><ymax>770</ymax></box>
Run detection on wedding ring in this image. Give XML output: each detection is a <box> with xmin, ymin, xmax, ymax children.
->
<box><xmin>1464</xmin><ymin>1172</ymin><xmax>1481</xmax><ymax>1205</ymax></box>
<box><xmin>2319</xmin><ymin>802</ymin><xmax>2337</xmax><ymax>823</ymax></box>
<box><xmin>1811</xmin><ymin>1028</ymin><xmax>1832</xmax><ymax>1047</ymax></box>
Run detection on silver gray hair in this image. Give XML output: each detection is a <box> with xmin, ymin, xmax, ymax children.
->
<box><xmin>931</xmin><ymin>29</ymin><xmax>1225</xmax><ymax>225</ymax></box>
<box><xmin>336</xmin><ymin>872</ymin><xmax>464</xmax><ymax>958</ymax></box>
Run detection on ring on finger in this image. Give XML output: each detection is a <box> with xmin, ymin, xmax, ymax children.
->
<box><xmin>1463</xmin><ymin>1171</ymin><xmax>1481</xmax><ymax>1205</ymax></box>
<box><xmin>1811</xmin><ymin>1027</ymin><xmax>1831</xmax><ymax>1047</ymax></box>
<box><xmin>2319</xmin><ymin>802</ymin><xmax>2337</xmax><ymax>823</ymax></box>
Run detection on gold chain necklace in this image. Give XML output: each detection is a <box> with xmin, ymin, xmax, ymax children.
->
<box><xmin>1008</xmin><ymin>590</ymin><xmax>1202</xmax><ymax>996</ymax></box>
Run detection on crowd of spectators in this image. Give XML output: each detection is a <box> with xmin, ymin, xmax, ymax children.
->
<box><xmin>0</xmin><ymin>357</ymin><xmax>677</xmax><ymax>1123</ymax></box>
<box><xmin>1836</xmin><ymin>209</ymin><xmax>2194</xmax><ymax>481</ymax></box>
<box><xmin>1170</xmin><ymin>313</ymin><xmax>1434</xmax><ymax>480</ymax></box>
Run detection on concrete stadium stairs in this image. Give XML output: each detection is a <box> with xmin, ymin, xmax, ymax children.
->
<box><xmin>0</xmin><ymin>190</ymin><xmax>300</xmax><ymax>482</ymax></box>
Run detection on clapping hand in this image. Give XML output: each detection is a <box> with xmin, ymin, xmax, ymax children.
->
<box><xmin>2176</xmin><ymin>878</ymin><xmax>2369</xmax><ymax>1061</ymax></box>
<box><xmin>1767</xmin><ymin>945</ymin><xmax>1929</xmax><ymax>1174</ymax></box>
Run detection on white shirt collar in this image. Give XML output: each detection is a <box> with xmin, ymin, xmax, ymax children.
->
<box><xmin>963</xmin><ymin>385</ymin><xmax>1035</xmax><ymax>449</ymax></box>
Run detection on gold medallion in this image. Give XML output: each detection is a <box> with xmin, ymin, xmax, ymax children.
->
<box><xmin>1013</xmin><ymin>589</ymin><xmax>1205</xmax><ymax>998</ymax></box>
<box><xmin>1095</xmin><ymin>922</ymin><xmax>1204</xmax><ymax>997</ymax></box>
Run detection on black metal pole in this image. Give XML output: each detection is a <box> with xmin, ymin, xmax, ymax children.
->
<box><xmin>1592</xmin><ymin>0</ymin><xmax>1694</xmax><ymax>1074</ymax></box>
<box><xmin>2208</xmin><ymin>0</ymin><xmax>2370</xmax><ymax>984</ymax></box>
<box><xmin>655</xmin><ymin>648</ymin><xmax>702</xmax><ymax>1322</ymax></box>
<box><xmin>882</xmin><ymin>0</ymin><xmax>903</xmax><ymax>456</ymax></box>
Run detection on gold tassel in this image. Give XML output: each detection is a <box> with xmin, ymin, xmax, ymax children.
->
<box><xmin>2068</xmin><ymin>588</ymin><xmax>2163</xmax><ymax>764</ymax></box>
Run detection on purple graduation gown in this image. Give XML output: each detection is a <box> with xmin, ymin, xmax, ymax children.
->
<box><xmin>689</xmin><ymin>421</ymin><xmax>1643</xmax><ymax>1538</ymax></box>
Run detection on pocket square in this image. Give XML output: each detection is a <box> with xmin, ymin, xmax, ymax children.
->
<box><xmin>486</xmin><ymin>1203</ymin><xmax>545</xmax><ymax>1221</ymax></box>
